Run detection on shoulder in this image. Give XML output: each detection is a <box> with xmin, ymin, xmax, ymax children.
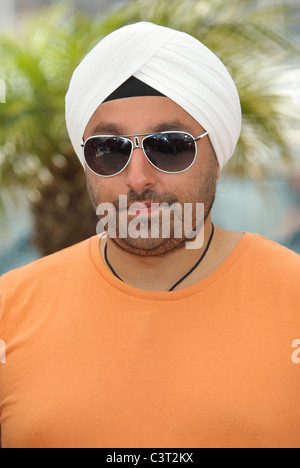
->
<box><xmin>249</xmin><ymin>233</ymin><xmax>300</xmax><ymax>268</ymax></box>
<box><xmin>0</xmin><ymin>237</ymin><xmax>96</xmax><ymax>333</ymax></box>
<box><xmin>241</xmin><ymin>233</ymin><xmax>300</xmax><ymax>287</ymax></box>
<box><xmin>218</xmin><ymin>227</ymin><xmax>300</xmax><ymax>274</ymax></box>
<box><xmin>0</xmin><ymin>237</ymin><xmax>99</xmax><ymax>341</ymax></box>
<box><xmin>0</xmin><ymin>237</ymin><xmax>94</xmax><ymax>300</ymax></box>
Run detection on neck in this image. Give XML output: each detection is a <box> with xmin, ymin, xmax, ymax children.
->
<box><xmin>101</xmin><ymin>218</ymin><xmax>218</xmax><ymax>291</ymax></box>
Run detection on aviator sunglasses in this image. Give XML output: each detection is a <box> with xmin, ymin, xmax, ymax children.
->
<box><xmin>81</xmin><ymin>130</ymin><xmax>208</xmax><ymax>177</ymax></box>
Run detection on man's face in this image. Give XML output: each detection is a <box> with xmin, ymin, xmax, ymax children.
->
<box><xmin>84</xmin><ymin>96</ymin><xmax>219</xmax><ymax>257</ymax></box>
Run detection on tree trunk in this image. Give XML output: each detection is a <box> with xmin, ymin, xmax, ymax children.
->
<box><xmin>31</xmin><ymin>156</ymin><xmax>96</xmax><ymax>257</ymax></box>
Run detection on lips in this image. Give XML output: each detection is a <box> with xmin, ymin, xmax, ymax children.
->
<box><xmin>127</xmin><ymin>202</ymin><xmax>159</xmax><ymax>216</ymax></box>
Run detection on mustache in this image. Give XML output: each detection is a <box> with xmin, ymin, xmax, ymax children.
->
<box><xmin>112</xmin><ymin>190</ymin><xmax>179</xmax><ymax>209</ymax></box>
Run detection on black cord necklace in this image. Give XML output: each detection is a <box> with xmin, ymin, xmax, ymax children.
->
<box><xmin>104</xmin><ymin>223</ymin><xmax>215</xmax><ymax>292</ymax></box>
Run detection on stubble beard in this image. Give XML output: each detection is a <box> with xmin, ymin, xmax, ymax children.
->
<box><xmin>87</xmin><ymin>161</ymin><xmax>217</xmax><ymax>258</ymax></box>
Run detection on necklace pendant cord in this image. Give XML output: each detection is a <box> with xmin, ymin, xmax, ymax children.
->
<box><xmin>104</xmin><ymin>223</ymin><xmax>215</xmax><ymax>292</ymax></box>
<box><xmin>168</xmin><ymin>223</ymin><xmax>214</xmax><ymax>291</ymax></box>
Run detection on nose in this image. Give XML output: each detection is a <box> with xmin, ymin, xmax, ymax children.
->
<box><xmin>124</xmin><ymin>141</ymin><xmax>157</xmax><ymax>193</ymax></box>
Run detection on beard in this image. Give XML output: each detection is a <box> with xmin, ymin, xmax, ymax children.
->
<box><xmin>87</xmin><ymin>158</ymin><xmax>218</xmax><ymax>258</ymax></box>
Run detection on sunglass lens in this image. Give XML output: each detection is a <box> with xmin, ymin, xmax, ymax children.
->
<box><xmin>84</xmin><ymin>137</ymin><xmax>132</xmax><ymax>176</ymax></box>
<box><xmin>143</xmin><ymin>133</ymin><xmax>196</xmax><ymax>173</ymax></box>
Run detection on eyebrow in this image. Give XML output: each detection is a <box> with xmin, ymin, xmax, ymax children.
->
<box><xmin>152</xmin><ymin>121</ymin><xmax>195</xmax><ymax>134</ymax></box>
<box><xmin>87</xmin><ymin>120</ymin><xmax>195</xmax><ymax>138</ymax></box>
<box><xmin>89</xmin><ymin>123</ymin><xmax>125</xmax><ymax>136</ymax></box>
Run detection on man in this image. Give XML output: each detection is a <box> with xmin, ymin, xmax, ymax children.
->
<box><xmin>0</xmin><ymin>22</ymin><xmax>299</xmax><ymax>449</ymax></box>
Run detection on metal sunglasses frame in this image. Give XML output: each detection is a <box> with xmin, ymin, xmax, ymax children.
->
<box><xmin>81</xmin><ymin>130</ymin><xmax>209</xmax><ymax>177</ymax></box>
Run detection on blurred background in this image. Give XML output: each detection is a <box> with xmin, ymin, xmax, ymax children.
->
<box><xmin>0</xmin><ymin>0</ymin><xmax>299</xmax><ymax>275</ymax></box>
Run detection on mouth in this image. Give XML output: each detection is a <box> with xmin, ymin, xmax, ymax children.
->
<box><xmin>127</xmin><ymin>202</ymin><xmax>160</xmax><ymax>216</ymax></box>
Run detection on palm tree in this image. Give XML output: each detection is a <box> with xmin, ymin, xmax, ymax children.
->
<box><xmin>0</xmin><ymin>0</ymin><xmax>299</xmax><ymax>255</ymax></box>
<box><xmin>0</xmin><ymin>4</ymin><xmax>103</xmax><ymax>254</ymax></box>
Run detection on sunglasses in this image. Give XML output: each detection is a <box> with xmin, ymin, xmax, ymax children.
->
<box><xmin>81</xmin><ymin>130</ymin><xmax>208</xmax><ymax>177</ymax></box>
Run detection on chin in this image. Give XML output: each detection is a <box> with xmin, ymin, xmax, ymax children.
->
<box><xmin>110</xmin><ymin>235</ymin><xmax>187</xmax><ymax>258</ymax></box>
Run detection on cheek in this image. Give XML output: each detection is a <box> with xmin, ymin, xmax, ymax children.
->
<box><xmin>86</xmin><ymin>172</ymin><xmax>104</xmax><ymax>207</ymax></box>
<box><xmin>87</xmin><ymin>172</ymin><xmax>125</xmax><ymax>208</ymax></box>
<box><xmin>183</xmin><ymin>158</ymin><xmax>218</xmax><ymax>200</ymax></box>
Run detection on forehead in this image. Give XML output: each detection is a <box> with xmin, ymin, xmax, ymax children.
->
<box><xmin>83</xmin><ymin>96</ymin><xmax>204</xmax><ymax>139</ymax></box>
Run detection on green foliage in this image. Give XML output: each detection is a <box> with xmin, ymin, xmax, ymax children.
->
<box><xmin>0</xmin><ymin>4</ymin><xmax>106</xmax><ymax>194</ymax></box>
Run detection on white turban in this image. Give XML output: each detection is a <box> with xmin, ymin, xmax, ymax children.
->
<box><xmin>65</xmin><ymin>22</ymin><xmax>242</xmax><ymax>170</ymax></box>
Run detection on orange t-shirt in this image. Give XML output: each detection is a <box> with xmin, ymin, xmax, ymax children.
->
<box><xmin>0</xmin><ymin>233</ymin><xmax>299</xmax><ymax>448</ymax></box>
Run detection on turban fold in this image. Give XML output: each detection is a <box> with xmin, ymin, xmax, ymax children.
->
<box><xmin>65</xmin><ymin>22</ymin><xmax>242</xmax><ymax>170</ymax></box>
